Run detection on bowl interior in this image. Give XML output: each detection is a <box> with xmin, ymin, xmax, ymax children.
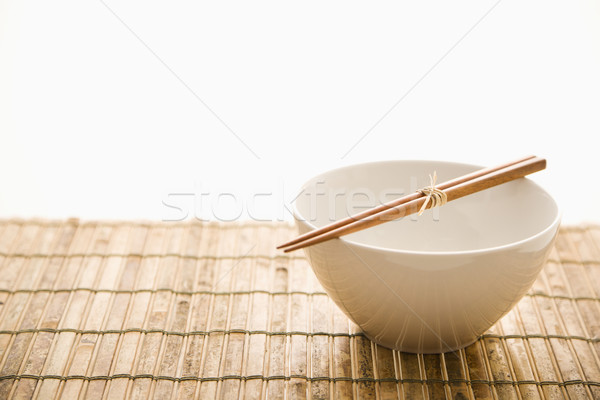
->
<box><xmin>294</xmin><ymin>160</ymin><xmax>559</xmax><ymax>253</ymax></box>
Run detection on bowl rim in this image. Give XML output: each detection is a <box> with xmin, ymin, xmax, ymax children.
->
<box><xmin>292</xmin><ymin>159</ymin><xmax>562</xmax><ymax>256</ymax></box>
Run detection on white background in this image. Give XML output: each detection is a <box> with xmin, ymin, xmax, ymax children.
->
<box><xmin>1</xmin><ymin>0</ymin><xmax>599</xmax><ymax>223</ymax></box>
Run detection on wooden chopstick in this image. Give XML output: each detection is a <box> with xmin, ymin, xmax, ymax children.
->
<box><xmin>277</xmin><ymin>155</ymin><xmax>536</xmax><ymax>250</ymax></box>
<box><xmin>281</xmin><ymin>156</ymin><xmax>546</xmax><ymax>253</ymax></box>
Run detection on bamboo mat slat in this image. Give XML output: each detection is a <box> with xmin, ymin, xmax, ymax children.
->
<box><xmin>0</xmin><ymin>220</ymin><xmax>600</xmax><ymax>399</ymax></box>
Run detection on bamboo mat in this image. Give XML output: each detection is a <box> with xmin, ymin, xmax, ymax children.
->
<box><xmin>0</xmin><ymin>220</ymin><xmax>600</xmax><ymax>399</ymax></box>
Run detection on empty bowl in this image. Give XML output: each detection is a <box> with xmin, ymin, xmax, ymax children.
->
<box><xmin>293</xmin><ymin>160</ymin><xmax>560</xmax><ymax>353</ymax></box>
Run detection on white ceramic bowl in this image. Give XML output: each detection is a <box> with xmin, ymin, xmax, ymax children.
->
<box><xmin>293</xmin><ymin>160</ymin><xmax>560</xmax><ymax>353</ymax></box>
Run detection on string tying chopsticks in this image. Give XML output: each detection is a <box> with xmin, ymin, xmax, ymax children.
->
<box><xmin>417</xmin><ymin>171</ymin><xmax>447</xmax><ymax>216</ymax></box>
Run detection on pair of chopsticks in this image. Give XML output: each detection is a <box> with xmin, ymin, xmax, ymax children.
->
<box><xmin>278</xmin><ymin>155</ymin><xmax>546</xmax><ymax>252</ymax></box>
